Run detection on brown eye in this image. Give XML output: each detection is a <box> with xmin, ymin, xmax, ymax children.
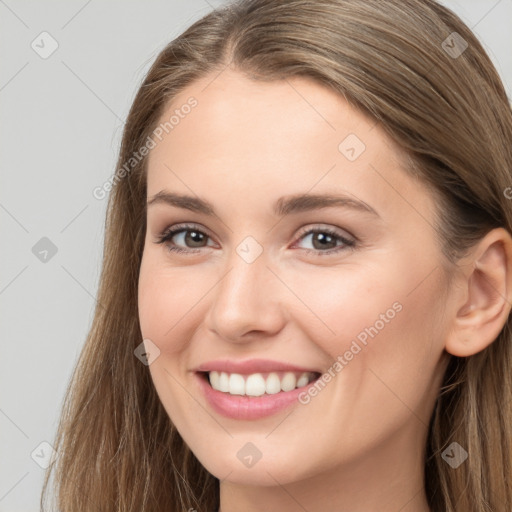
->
<box><xmin>310</xmin><ymin>232</ymin><xmax>338</xmax><ymax>250</ymax></box>
<box><xmin>156</xmin><ymin>224</ymin><xmax>214</xmax><ymax>253</ymax></box>
<box><xmin>180</xmin><ymin>229</ymin><xmax>208</xmax><ymax>248</ymax></box>
<box><xmin>294</xmin><ymin>227</ymin><xmax>356</xmax><ymax>256</ymax></box>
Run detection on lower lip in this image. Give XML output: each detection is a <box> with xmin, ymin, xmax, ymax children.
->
<box><xmin>195</xmin><ymin>372</ymin><xmax>317</xmax><ymax>420</ymax></box>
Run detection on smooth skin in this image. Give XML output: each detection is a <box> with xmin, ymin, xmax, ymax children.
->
<box><xmin>137</xmin><ymin>68</ymin><xmax>512</xmax><ymax>512</ymax></box>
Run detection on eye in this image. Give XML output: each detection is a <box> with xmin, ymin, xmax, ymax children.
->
<box><xmin>155</xmin><ymin>223</ymin><xmax>215</xmax><ymax>254</ymax></box>
<box><xmin>293</xmin><ymin>227</ymin><xmax>356</xmax><ymax>256</ymax></box>
<box><xmin>154</xmin><ymin>223</ymin><xmax>356</xmax><ymax>256</ymax></box>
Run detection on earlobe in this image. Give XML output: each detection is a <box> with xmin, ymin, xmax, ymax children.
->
<box><xmin>445</xmin><ymin>228</ymin><xmax>512</xmax><ymax>357</ymax></box>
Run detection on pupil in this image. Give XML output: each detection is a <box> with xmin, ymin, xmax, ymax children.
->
<box><xmin>313</xmin><ymin>232</ymin><xmax>335</xmax><ymax>250</ymax></box>
<box><xmin>186</xmin><ymin>230</ymin><xmax>205</xmax><ymax>247</ymax></box>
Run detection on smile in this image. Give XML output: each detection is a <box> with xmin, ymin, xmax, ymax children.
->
<box><xmin>206</xmin><ymin>370</ymin><xmax>319</xmax><ymax>396</ymax></box>
<box><xmin>195</xmin><ymin>367</ymin><xmax>322</xmax><ymax>420</ymax></box>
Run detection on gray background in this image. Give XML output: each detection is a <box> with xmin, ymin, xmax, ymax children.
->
<box><xmin>1</xmin><ymin>1</ymin><xmax>510</xmax><ymax>510</ymax></box>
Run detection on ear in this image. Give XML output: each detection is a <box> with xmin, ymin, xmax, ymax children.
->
<box><xmin>445</xmin><ymin>227</ymin><xmax>512</xmax><ymax>357</ymax></box>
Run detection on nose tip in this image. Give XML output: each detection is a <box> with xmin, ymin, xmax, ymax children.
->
<box><xmin>204</xmin><ymin>257</ymin><xmax>286</xmax><ymax>343</ymax></box>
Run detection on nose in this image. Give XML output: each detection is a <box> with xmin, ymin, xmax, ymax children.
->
<box><xmin>204</xmin><ymin>248</ymin><xmax>287</xmax><ymax>343</ymax></box>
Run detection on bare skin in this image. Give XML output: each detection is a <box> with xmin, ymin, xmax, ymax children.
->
<box><xmin>137</xmin><ymin>68</ymin><xmax>512</xmax><ymax>512</ymax></box>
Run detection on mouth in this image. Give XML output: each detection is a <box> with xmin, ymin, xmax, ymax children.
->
<box><xmin>197</xmin><ymin>370</ymin><xmax>322</xmax><ymax>397</ymax></box>
<box><xmin>195</xmin><ymin>369</ymin><xmax>322</xmax><ymax>420</ymax></box>
<box><xmin>193</xmin><ymin>358</ymin><xmax>324</xmax><ymax>420</ymax></box>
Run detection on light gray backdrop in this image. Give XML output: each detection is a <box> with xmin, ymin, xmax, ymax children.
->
<box><xmin>1</xmin><ymin>1</ymin><xmax>511</xmax><ymax>510</ymax></box>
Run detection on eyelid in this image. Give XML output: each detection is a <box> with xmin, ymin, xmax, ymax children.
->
<box><xmin>156</xmin><ymin>222</ymin><xmax>213</xmax><ymax>240</ymax></box>
<box><xmin>155</xmin><ymin>222</ymin><xmax>357</xmax><ymax>255</ymax></box>
<box><xmin>155</xmin><ymin>222</ymin><xmax>216</xmax><ymax>248</ymax></box>
<box><xmin>294</xmin><ymin>223</ymin><xmax>356</xmax><ymax>242</ymax></box>
<box><xmin>290</xmin><ymin>225</ymin><xmax>356</xmax><ymax>255</ymax></box>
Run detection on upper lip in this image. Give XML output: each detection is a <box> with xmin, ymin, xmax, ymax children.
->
<box><xmin>194</xmin><ymin>358</ymin><xmax>321</xmax><ymax>375</ymax></box>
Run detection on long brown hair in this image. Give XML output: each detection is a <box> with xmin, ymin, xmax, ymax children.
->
<box><xmin>41</xmin><ymin>1</ymin><xmax>512</xmax><ymax>510</ymax></box>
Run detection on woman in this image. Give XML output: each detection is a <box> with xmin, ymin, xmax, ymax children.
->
<box><xmin>41</xmin><ymin>0</ymin><xmax>512</xmax><ymax>511</ymax></box>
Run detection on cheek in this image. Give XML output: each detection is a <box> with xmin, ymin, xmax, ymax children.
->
<box><xmin>315</xmin><ymin>255</ymin><xmax>444</xmax><ymax>350</ymax></box>
<box><xmin>280</xmin><ymin>262</ymin><xmax>403</xmax><ymax>357</ymax></box>
<box><xmin>291</xmin><ymin>257</ymin><xmax>446</xmax><ymax>401</ymax></box>
<box><xmin>137</xmin><ymin>253</ymin><xmax>202</xmax><ymax>423</ymax></box>
<box><xmin>282</xmin><ymin>262</ymin><xmax>446</xmax><ymax>456</ymax></box>
<box><xmin>138</xmin><ymin>252</ymin><xmax>205</xmax><ymax>353</ymax></box>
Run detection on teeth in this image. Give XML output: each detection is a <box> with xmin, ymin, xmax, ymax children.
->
<box><xmin>297</xmin><ymin>373</ymin><xmax>309</xmax><ymax>387</ymax></box>
<box><xmin>208</xmin><ymin>371</ymin><xmax>316</xmax><ymax>396</ymax></box>
<box><xmin>281</xmin><ymin>372</ymin><xmax>296</xmax><ymax>392</ymax></box>
<box><xmin>265</xmin><ymin>372</ymin><xmax>281</xmax><ymax>395</ymax></box>
<box><xmin>246</xmin><ymin>373</ymin><xmax>266</xmax><ymax>396</ymax></box>
<box><xmin>218</xmin><ymin>371</ymin><xmax>229</xmax><ymax>392</ymax></box>
<box><xmin>229</xmin><ymin>373</ymin><xmax>245</xmax><ymax>395</ymax></box>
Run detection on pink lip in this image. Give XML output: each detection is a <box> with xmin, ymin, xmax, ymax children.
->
<box><xmin>194</xmin><ymin>358</ymin><xmax>320</xmax><ymax>375</ymax></box>
<box><xmin>194</xmin><ymin>371</ymin><xmax>321</xmax><ymax>421</ymax></box>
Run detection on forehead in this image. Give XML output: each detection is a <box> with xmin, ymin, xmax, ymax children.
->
<box><xmin>146</xmin><ymin>69</ymin><xmax>435</xmax><ymax>226</ymax></box>
<box><xmin>150</xmin><ymin>69</ymin><xmax>377</xmax><ymax>163</ymax></box>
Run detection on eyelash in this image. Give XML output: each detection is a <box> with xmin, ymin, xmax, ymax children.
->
<box><xmin>155</xmin><ymin>222</ymin><xmax>356</xmax><ymax>257</ymax></box>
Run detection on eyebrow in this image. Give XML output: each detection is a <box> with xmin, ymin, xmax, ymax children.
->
<box><xmin>146</xmin><ymin>190</ymin><xmax>380</xmax><ymax>218</ymax></box>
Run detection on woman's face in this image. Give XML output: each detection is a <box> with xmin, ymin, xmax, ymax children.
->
<box><xmin>138</xmin><ymin>69</ymin><xmax>453</xmax><ymax>487</ymax></box>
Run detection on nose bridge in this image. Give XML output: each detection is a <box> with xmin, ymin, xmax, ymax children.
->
<box><xmin>205</xmin><ymin>243</ymin><xmax>285</xmax><ymax>340</ymax></box>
